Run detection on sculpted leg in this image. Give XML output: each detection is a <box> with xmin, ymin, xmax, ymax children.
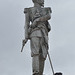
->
<box><xmin>39</xmin><ymin>54</ymin><xmax>45</xmax><ymax>75</ymax></box>
<box><xmin>30</xmin><ymin>37</ymin><xmax>46</xmax><ymax>75</ymax></box>
<box><xmin>32</xmin><ymin>55</ymin><xmax>45</xmax><ymax>75</ymax></box>
<box><xmin>32</xmin><ymin>55</ymin><xmax>39</xmax><ymax>75</ymax></box>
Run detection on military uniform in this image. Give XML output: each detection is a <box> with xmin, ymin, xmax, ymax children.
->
<box><xmin>24</xmin><ymin>7</ymin><xmax>52</xmax><ymax>75</ymax></box>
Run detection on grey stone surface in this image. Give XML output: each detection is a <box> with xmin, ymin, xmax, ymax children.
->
<box><xmin>23</xmin><ymin>0</ymin><xmax>52</xmax><ymax>75</ymax></box>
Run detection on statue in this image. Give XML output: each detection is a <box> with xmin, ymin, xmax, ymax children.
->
<box><xmin>21</xmin><ymin>0</ymin><xmax>52</xmax><ymax>75</ymax></box>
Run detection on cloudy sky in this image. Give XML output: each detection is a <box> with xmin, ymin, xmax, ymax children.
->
<box><xmin>0</xmin><ymin>0</ymin><xmax>75</xmax><ymax>75</ymax></box>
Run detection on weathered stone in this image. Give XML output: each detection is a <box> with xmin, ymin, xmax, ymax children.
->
<box><xmin>23</xmin><ymin>0</ymin><xmax>52</xmax><ymax>75</ymax></box>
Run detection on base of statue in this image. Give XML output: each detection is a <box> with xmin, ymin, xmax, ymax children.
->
<box><xmin>54</xmin><ymin>72</ymin><xmax>62</xmax><ymax>75</ymax></box>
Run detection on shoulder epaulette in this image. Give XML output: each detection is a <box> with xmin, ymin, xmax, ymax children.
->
<box><xmin>24</xmin><ymin>8</ymin><xmax>29</xmax><ymax>13</ymax></box>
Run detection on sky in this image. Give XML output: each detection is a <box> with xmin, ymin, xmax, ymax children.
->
<box><xmin>0</xmin><ymin>0</ymin><xmax>75</xmax><ymax>75</ymax></box>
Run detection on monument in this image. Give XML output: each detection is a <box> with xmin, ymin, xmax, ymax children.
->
<box><xmin>21</xmin><ymin>0</ymin><xmax>62</xmax><ymax>75</ymax></box>
<box><xmin>21</xmin><ymin>0</ymin><xmax>51</xmax><ymax>75</ymax></box>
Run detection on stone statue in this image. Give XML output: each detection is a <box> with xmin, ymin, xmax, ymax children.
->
<box><xmin>21</xmin><ymin>0</ymin><xmax>52</xmax><ymax>75</ymax></box>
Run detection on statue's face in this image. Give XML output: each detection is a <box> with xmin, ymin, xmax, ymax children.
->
<box><xmin>37</xmin><ymin>0</ymin><xmax>44</xmax><ymax>6</ymax></box>
<box><xmin>32</xmin><ymin>0</ymin><xmax>44</xmax><ymax>7</ymax></box>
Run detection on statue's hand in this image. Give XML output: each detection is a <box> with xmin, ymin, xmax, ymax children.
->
<box><xmin>31</xmin><ymin>18</ymin><xmax>40</xmax><ymax>28</ymax></box>
<box><xmin>34</xmin><ymin>18</ymin><xmax>40</xmax><ymax>22</ymax></box>
<box><xmin>21</xmin><ymin>38</ymin><xmax>28</xmax><ymax>52</ymax></box>
<box><xmin>23</xmin><ymin>38</ymin><xmax>28</xmax><ymax>45</ymax></box>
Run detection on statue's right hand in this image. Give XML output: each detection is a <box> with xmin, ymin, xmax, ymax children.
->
<box><xmin>22</xmin><ymin>38</ymin><xmax>28</xmax><ymax>46</ymax></box>
<box><xmin>21</xmin><ymin>39</ymin><xmax>28</xmax><ymax>52</ymax></box>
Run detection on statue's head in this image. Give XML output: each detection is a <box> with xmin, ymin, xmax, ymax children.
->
<box><xmin>32</xmin><ymin>0</ymin><xmax>44</xmax><ymax>7</ymax></box>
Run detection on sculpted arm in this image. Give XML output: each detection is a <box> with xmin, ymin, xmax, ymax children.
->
<box><xmin>20</xmin><ymin>9</ymin><xmax>30</xmax><ymax>52</ymax></box>
<box><xmin>24</xmin><ymin>8</ymin><xmax>30</xmax><ymax>43</ymax></box>
<box><xmin>32</xmin><ymin>8</ymin><xmax>52</xmax><ymax>26</ymax></box>
<box><xmin>38</xmin><ymin>8</ymin><xmax>52</xmax><ymax>21</ymax></box>
<box><xmin>39</xmin><ymin>13</ymin><xmax>51</xmax><ymax>21</ymax></box>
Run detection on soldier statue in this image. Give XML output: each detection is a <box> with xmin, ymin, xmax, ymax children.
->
<box><xmin>21</xmin><ymin>0</ymin><xmax>52</xmax><ymax>75</ymax></box>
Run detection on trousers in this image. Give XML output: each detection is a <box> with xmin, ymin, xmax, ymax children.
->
<box><xmin>32</xmin><ymin>55</ymin><xmax>45</xmax><ymax>75</ymax></box>
<box><xmin>30</xmin><ymin>37</ymin><xmax>48</xmax><ymax>75</ymax></box>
